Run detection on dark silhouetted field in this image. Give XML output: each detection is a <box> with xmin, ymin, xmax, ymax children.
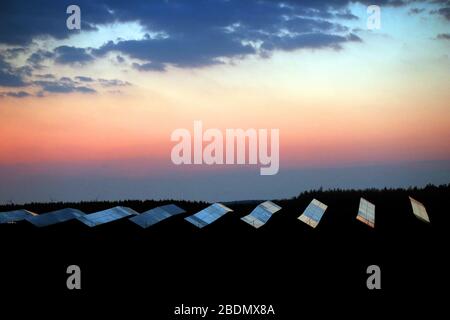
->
<box><xmin>1</xmin><ymin>184</ymin><xmax>448</xmax><ymax>318</ymax></box>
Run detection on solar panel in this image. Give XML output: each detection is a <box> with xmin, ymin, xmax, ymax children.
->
<box><xmin>26</xmin><ymin>208</ymin><xmax>85</xmax><ymax>227</ymax></box>
<box><xmin>129</xmin><ymin>204</ymin><xmax>185</xmax><ymax>228</ymax></box>
<box><xmin>0</xmin><ymin>209</ymin><xmax>37</xmax><ymax>224</ymax></box>
<box><xmin>185</xmin><ymin>203</ymin><xmax>233</xmax><ymax>228</ymax></box>
<box><xmin>77</xmin><ymin>206</ymin><xmax>139</xmax><ymax>227</ymax></box>
<box><xmin>241</xmin><ymin>201</ymin><xmax>282</xmax><ymax>228</ymax></box>
<box><xmin>298</xmin><ymin>199</ymin><xmax>328</xmax><ymax>228</ymax></box>
<box><xmin>409</xmin><ymin>197</ymin><xmax>431</xmax><ymax>223</ymax></box>
<box><xmin>356</xmin><ymin>198</ymin><xmax>375</xmax><ymax>228</ymax></box>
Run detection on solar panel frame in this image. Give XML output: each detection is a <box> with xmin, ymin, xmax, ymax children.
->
<box><xmin>298</xmin><ymin>199</ymin><xmax>328</xmax><ymax>228</ymax></box>
<box><xmin>185</xmin><ymin>214</ymin><xmax>209</xmax><ymax>228</ymax></box>
<box><xmin>241</xmin><ymin>201</ymin><xmax>282</xmax><ymax>228</ymax></box>
<box><xmin>356</xmin><ymin>198</ymin><xmax>375</xmax><ymax>228</ymax></box>
<box><xmin>241</xmin><ymin>215</ymin><xmax>265</xmax><ymax>228</ymax></box>
<box><xmin>77</xmin><ymin>206</ymin><xmax>139</xmax><ymax>227</ymax></box>
<box><xmin>185</xmin><ymin>203</ymin><xmax>233</xmax><ymax>228</ymax></box>
<box><xmin>0</xmin><ymin>209</ymin><xmax>37</xmax><ymax>224</ymax></box>
<box><xmin>26</xmin><ymin>208</ymin><xmax>85</xmax><ymax>227</ymax></box>
<box><xmin>409</xmin><ymin>197</ymin><xmax>431</xmax><ymax>223</ymax></box>
<box><xmin>129</xmin><ymin>204</ymin><xmax>185</xmax><ymax>228</ymax></box>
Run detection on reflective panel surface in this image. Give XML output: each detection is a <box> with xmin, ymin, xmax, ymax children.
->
<box><xmin>241</xmin><ymin>201</ymin><xmax>282</xmax><ymax>228</ymax></box>
<box><xmin>298</xmin><ymin>199</ymin><xmax>328</xmax><ymax>228</ymax></box>
<box><xmin>0</xmin><ymin>209</ymin><xmax>37</xmax><ymax>224</ymax></box>
<box><xmin>185</xmin><ymin>203</ymin><xmax>233</xmax><ymax>228</ymax></box>
<box><xmin>356</xmin><ymin>198</ymin><xmax>375</xmax><ymax>228</ymax></box>
<box><xmin>26</xmin><ymin>208</ymin><xmax>85</xmax><ymax>227</ymax></box>
<box><xmin>129</xmin><ymin>204</ymin><xmax>185</xmax><ymax>228</ymax></box>
<box><xmin>409</xmin><ymin>197</ymin><xmax>431</xmax><ymax>223</ymax></box>
<box><xmin>77</xmin><ymin>206</ymin><xmax>139</xmax><ymax>227</ymax></box>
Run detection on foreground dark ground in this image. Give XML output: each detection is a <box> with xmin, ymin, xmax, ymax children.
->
<box><xmin>1</xmin><ymin>184</ymin><xmax>449</xmax><ymax>318</ymax></box>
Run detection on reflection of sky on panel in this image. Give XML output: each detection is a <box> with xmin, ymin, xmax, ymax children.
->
<box><xmin>0</xmin><ymin>210</ymin><xmax>37</xmax><ymax>223</ymax></box>
<box><xmin>298</xmin><ymin>199</ymin><xmax>327</xmax><ymax>228</ymax></box>
<box><xmin>130</xmin><ymin>204</ymin><xmax>185</xmax><ymax>228</ymax></box>
<box><xmin>241</xmin><ymin>201</ymin><xmax>281</xmax><ymax>228</ymax></box>
<box><xmin>185</xmin><ymin>203</ymin><xmax>232</xmax><ymax>228</ymax></box>
<box><xmin>77</xmin><ymin>206</ymin><xmax>138</xmax><ymax>227</ymax></box>
<box><xmin>356</xmin><ymin>198</ymin><xmax>375</xmax><ymax>227</ymax></box>
<box><xmin>301</xmin><ymin>200</ymin><xmax>327</xmax><ymax>221</ymax></box>
<box><xmin>26</xmin><ymin>208</ymin><xmax>85</xmax><ymax>227</ymax></box>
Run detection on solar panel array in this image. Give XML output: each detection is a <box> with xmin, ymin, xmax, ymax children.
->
<box><xmin>0</xmin><ymin>196</ymin><xmax>434</xmax><ymax>229</ymax></box>
<box><xmin>0</xmin><ymin>209</ymin><xmax>37</xmax><ymax>224</ymax></box>
<box><xmin>298</xmin><ymin>199</ymin><xmax>328</xmax><ymax>228</ymax></box>
<box><xmin>241</xmin><ymin>201</ymin><xmax>282</xmax><ymax>228</ymax></box>
<box><xmin>129</xmin><ymin>204</ymin><xmax>185</xmax><ymax>228</ymax></box>
<box><xmin>356</xmin><ymin>198</ymin><xmax>375</xmax><ymax>228</ymax></box>
<box><xmin>185</xmin><ymin>203</ymin><xmax>233</xmax><ymax>228</ymax></box>
<box><xmin>409</xmin><ymin>197</ymin><xmax>431</xmax><ymax>223</ymax></box>
<box><xmin>77</xmin><ymin>206</ymin><xmax>139</xmax><ymax>227</ymax></box>
<box><xmin>26</xmin><ymin>208</ymin><xmax>85</xmax><ymax>227</ymax></box>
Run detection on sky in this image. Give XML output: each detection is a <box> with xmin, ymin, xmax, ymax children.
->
<box><xmin>0</xmin><ymin>0</ymin><xmax>449</xmax><ymax>203</ymax></box>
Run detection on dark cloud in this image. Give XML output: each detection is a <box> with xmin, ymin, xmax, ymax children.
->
<box><xmin>116</xmin><ymin>55</ymin><xmax>125</xmax><ymax>63</ymax></box>
<box><xmin>436</xmin><ymin>33</ymin><xmax>450</xmax><ymax>40</ymax></box>
<box><xmin>27</xmin><ymin>47</ymin><xmax>93</xmax><ymax>68</ymax></box>
<box><xmin>0</xmin><ymin>2</ymin><xmax>98</xmax><ymax>45</ymax></box>
<box><xmin>0</xmin><ymin>55</ymin><xmax>27</xmax><ymax>87</ymax></box>
<box><xmin>282</xmin><ymin>17</ymin><xmax>339</xmax><ymax>32</ymax></box>
<box><xmin>93</xmin><ymin>33</ymin><xmax>256</xmax><ymax>69</ymax></box>
<box><xmin>30</xmin><ymin>75</ymin><xmax>129</xmax><ymax>95</ymax></box>
<box><xmin>0</xmin><ymin>90</ymin><xmax>31</xmax><ymax>98</ymax></box>
<box><xmin>261</xmin><ymin>32</ymin><xmax>361</xmax><ymax>51</ymax></box>
<box><xmin>54</xmin><ymin>46</ymin><xmax>94</xmax><ymax>65</ymax></box>
<box><xmin>98</xmin><ymin>78</ymin><xmax>131</xmax><ymax>87</ymax></box>
<box><xmin>27</xmin><ymin>50</ymin><xmax>55</xmax><ymax>69</ymax></box>
<box><xmin>35</xmin><ymin>73</ymin><xmax>56</xmax><ymax>79</ymax></box>
<box><xmin>33</xmin><ymin>77</ymin><xmax>96</xmax><ymax>94</ymax></box>
<box><xmin>0</xmin><ymin>0</ymin><xmax>436</xmax><ymax>46</ymax></box>
<box><xmin>17</xmin><ymin>66</ymin><xmax>33</xmax><ymax>78</ymax></box>
<box><xmin>60</xmin><ymin>76</ymin><xmax>74</xmax><ymax>83</ymax></box>
<box><xmin>91</xmin><ymin>12</ymin><xmax>358</xmax><ymax>70</ymax></box>
<box><xmin>132</xmin><ymin>62</ymin><xmax>166</xmax><ymax>72</ymax></box>
<box><xmin>1</xmin><ymin>0</ymin><xmax>444</xmax><ymax>75</ymax></box>
<box><xmin>409</xmin><ymin>8</ymin><xmax>426</xmax><ymax>15</ymax></box>
<box><xmin>434</xmin><ymin>6</ymin><xmax>450</xmax><ymax>20</ymax></box>
<box><xmin>430</xmin><ymin>0</ymin><xmax>450</xmax><ymax>20</ymax></box>
<box><xmin>335</xmin><ymin>9</ymin><xmax>359</xmax><ymax>20</ymax></box>
<box><xmin>75</xmin><ymin>76</ymin><xmax>94</xmax><ymax>82</ymax></box>
<box><xmin>76</xmin><ymin>86</ymin><xmax>97</xmax><ymax>93</ymax></box>
<box><xmin>1</xmin><ymin>0</ymin><xmax>369</xmax><ymax>71</ymax></box>
<box><xmin>34</xmin><ymin>80</ymin><xmax>76</xmax><ymax>93</ymax></box>
<box><xmin>3</xmin><ymin>47</ymin><xmax>28</xmax><ymax>59</ymax></box>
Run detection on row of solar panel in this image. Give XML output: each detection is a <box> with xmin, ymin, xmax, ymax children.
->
<box><xmin>297</xmin><ymin>196</ymin><xmax>431</xmax><ymax>229</ymax></box>
<box><xmin>0</xmin><ymin>197</ymin><xmax>430</xmax><ymax>228</ymax></box>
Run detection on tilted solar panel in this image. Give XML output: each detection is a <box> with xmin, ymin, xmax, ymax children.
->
<box><xmin>241</xmin><ymin>201</ymin><xmax>282</xmax><ymax>228</ymax></box>
<box><xmin>409</xmin><ymin>197</ymin><xmax>431</xmax><ymax>223</ymax></box>
<box><xmin>356</xmin><ymin>198</ymin><xmax>375</xmax><ymax>228</ymax></box>
<box><xmin>185</xmin><ymin>203</ymin><xmax>233</xmax><ymax>228</ymax></box>
<box><xmin>129</xmin><ymin>204</ymin><xmax>185</xmax><ymax>228</ymax></box>
<box><xmin>0</xmin><ymin>209</ymin><xmax>37</xmax><ymax>224</ymax></box>
<box><xmin>26</xmin><ymin>208</ymin><xmax>85</xmax><ymax>227</ymax></box>
<box><xmin>298</xmin><ymin>199</ymin><xmax>328</xmax><ymax>228</ymax></box>
<box><xmin>77</xmin><ymin>206</ymin><xmax>139</xmax><ymax>227</ymax></box>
